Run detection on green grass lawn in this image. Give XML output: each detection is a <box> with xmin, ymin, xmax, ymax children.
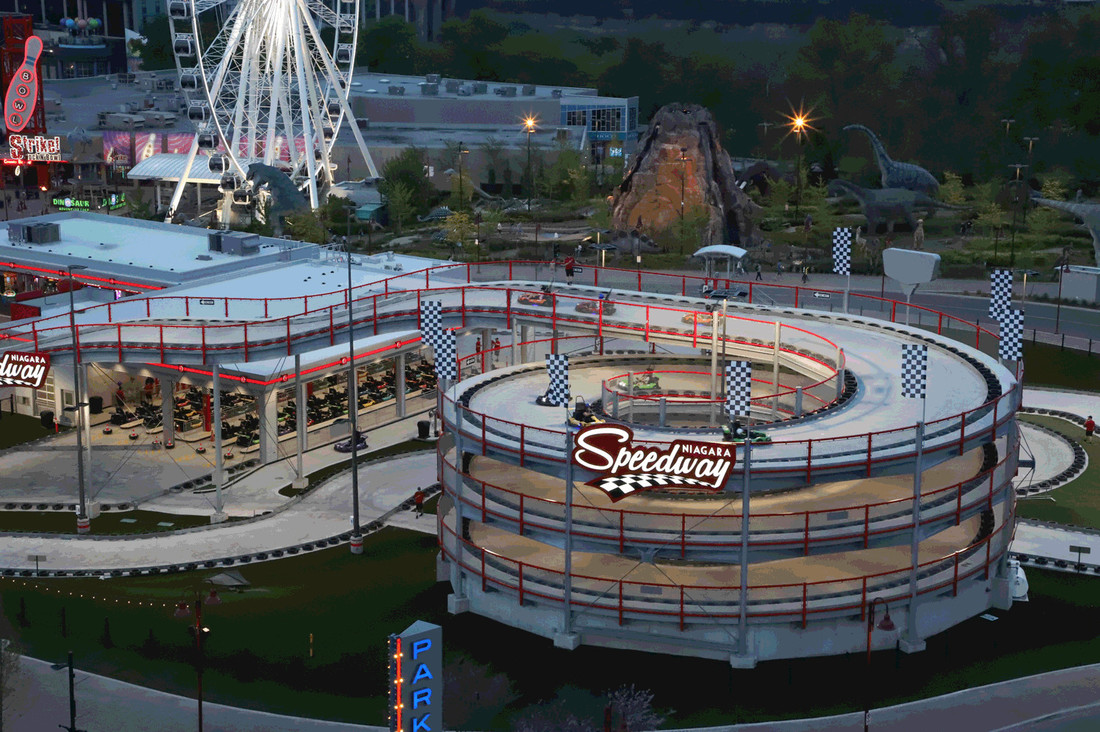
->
<box><xmin>1016</xmin><ymin>414</ymin><xmax>1100</xmax><ymax>528</ymax></box>
<box><xmin>0</xmin><ymin>509</ymin><xmax>210</xmax><ymax>536</ymax></box>
<box><xmin>1020</xmin><ymin>344</ymin><xmax>1100</xmax><ymax>392</ymax></box>
<box><xmin>6</xmin><ymin>526</ymin><xmax>1100</xmax><ymax>729</ymax></box>
<box><xmin>0</xmin><ymin>411</ymin><xmax>66</xmax><ymax>450</ymax></box>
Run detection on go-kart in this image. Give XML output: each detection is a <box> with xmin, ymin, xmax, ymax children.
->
<box><xmin>567</xmin><ymin>397</ymin><xmax>605</xmax><ymax>428</ymax></box>
<box><xmin>517</xmin><ymin>291</ymin><xmax>552</xmax><ymax>307</ymax></box>
<box><xmin>682</xmin><ymin>311</ymin><xmax>716</xmax><ymax>325</ymax></box>
<box><xmin>721</xmin><ymin>423</ymin><xmax>771</xmax><ymax>444</ymax></box>
<box><xmin>616</xmin><ymin>373</ymin><xmax>660</xmax><ymax>392</ymax></box>
<box><xmin>335</xmin><ymin>430</ymin><xmax>368</xmax><ymax>453</ymax></box>
<box><xmin>575</xmin><ymin>299</ymin><xmax>616</xmax><ymax>315</ymax></box>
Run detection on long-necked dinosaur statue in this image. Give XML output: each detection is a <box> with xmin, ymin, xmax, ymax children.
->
<box><xmin>1031</xmin><ymin>193</ymin><xmax>1100</xmax><ymax>266</ymax></box>
<box><xmin>827</xmin><ymin>179</ymin><xmax>946</xmax><ymax>234</ymax></box>
<box><xmin>843</xmin><ymin>124</ymin><xmax>940</xmax><ymax>197</ymax></box>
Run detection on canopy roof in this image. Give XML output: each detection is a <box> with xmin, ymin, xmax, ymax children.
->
<box><xmin>693</xmin><ymin>244</ymin><xmax>748</xmax><ymax>260</ymax></box>
<box><xmin>127</xmin><ymin>154</ymin><xmax>224</xmax><ymax>184</ymax></box>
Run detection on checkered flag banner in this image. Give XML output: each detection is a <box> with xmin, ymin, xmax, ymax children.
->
<box><xmin>832</xmin><ymin>227</ymin><xmax>852</xmax><ymax>276</ymax></box>
<box><xmin>725</xmin><ymin>361</ymin><xmax>753</xmax><ymax>418</ymax></box>
<box><xmin>544</xmin><ymin>354</ymin><xmax>570</xmax><ymax>406</ymax></box>
<box><xmin>989</xmin><ymin>269</ymin><xmax>1013</xmax><ymax>321</ymax></box>
<box><xmin>998</xmin><ymin>308</ymin><xmax>1024</xmax><ymax>361</ymax></box>
<box><xmin>432</xmin><ymin>329</ymin><xmax>457</xmax><ymax>381</ymax></box>
<box><xmin>901</xmin><ymin>344</ymin><xmax>928</xmax><ymax>399</ymax></box>
<box><xmin>420</xmin><ymin>300</ymin><xmax>443</xmax><ymax>342</ymax></box>
<box><xmin>591</xmin><ymin>474</ymin><xmax>719</xmax><ymax>503</ymax></box>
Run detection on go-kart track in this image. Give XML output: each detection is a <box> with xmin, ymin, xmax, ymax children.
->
<box><xmin>0</xmin><ymin>260</ymin><xmax>1020</xmax><ymax>665</ymax></box>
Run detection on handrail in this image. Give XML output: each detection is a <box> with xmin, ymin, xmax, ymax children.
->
<box><xmin>438</xmin><ymin>441</ymin><xmax>1015</xmax><ymax>553</ymax></box>
<box><xmin>438</xmin><ymin>508</ymin><xmax>1012</xmax><ymax>624</ymax></box>
<box><xmin>602</xmin><ymin>369</ymin><xmax>833</xmax><ymax>408</ymax></box>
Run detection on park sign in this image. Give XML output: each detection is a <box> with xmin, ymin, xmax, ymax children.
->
<box><xmin>388</xmin><ymin>620</ymin><xmax>442</xmax><ymax>732</ymax></box>
<box><xmin>571</xmin><ymin>424</ymin><xmax>734</xmax><ymax>502</ymax></box>
<box><xmin>52</xmin><ymin>192</ymin><xmax>127</xmax><ymax>211</ymax></box>
<box><xmin>0</xmin><ymin>351</ymin><xmax>50</xmax><ymax>389</ymax></box>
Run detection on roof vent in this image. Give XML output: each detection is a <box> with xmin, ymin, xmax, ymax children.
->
<box><xmin>387</xmin><ymin>86</ymin><xmax>405</xmax><ymax>96</ymax></box>
<box><xmin>521</xmin><ymin>84</ymin><xmax>536</xmax><ymax>96</ymax></box>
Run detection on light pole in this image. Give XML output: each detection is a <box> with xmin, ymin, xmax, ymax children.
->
<box><xmin>786</xmin><ymin>113</ymin><xmax>808</xmax><ymax>217</ymax></box>
<box><xmin>1022</xmin><ymin>136</ymin><xmax>1038</xmax><ymax>222</ymax></box>
<box><xmin>863</xmin><ymin>598</ymin><xmax>896</xmax><ymax>732</ymax></box>
<box><xmin>523</xmin><ymin>116</ymin><xmax>536</xmax><ymax>212</ymax></box>
<box><xmin>175</xmin><ymin>589</ymin><xmax>222</xmax><ymax>732</ymax></box>
<box><xmin>1008</xmin><ymin>164</ymin><xmax>1025</xmax><ymax>267</ymax></box>
<box><xmin>1001</xmin><ymin>118</ymin><xmax>1015</xmax><ymax>137</ymax></box>
<box><xmin>1055</xmin><ymin>247</ymin><xmax>1069</xmax><ymax>333</ymax></box>
<box><xmin>66</xmin><ymin>264</ymin><xmax>90</xmax><ymax>534</ymax></box>
<box><xmin>346</xmin><ymin>242</ymin><xmax>363</xmax><ymax>554</ymax></box>
<box><xmin>456</xmin><ymin>141</ymin><xmax>469</xmax><ymax>212</ymax></box>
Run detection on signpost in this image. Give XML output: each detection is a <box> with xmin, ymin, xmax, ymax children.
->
<box><xmin>27</xmin><ymin>553</ymin><xmax>46</xmax><ymax>574</ymax></box>
<box><xmin>1070</xmin><ymin>545</ymin><xmax>1091</xmax><ymax>566</ymax></box>
<box><xmin>388</xmin><ymin>620</ymin><xmax>442</xmax><ymax>732</ymax></box>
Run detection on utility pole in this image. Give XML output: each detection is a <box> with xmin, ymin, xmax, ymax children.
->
<box><xmin>56</xmin><ymin>651</ymin><xmax>87</xmax><ymax>732</ymax></box>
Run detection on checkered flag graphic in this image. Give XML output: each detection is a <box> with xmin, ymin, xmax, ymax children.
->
<box><xmin>998</xmin><ymin>308</ymin><xmax>1024</xmax><ymax>361</ymax></box>
<box><xmin>725</xmin><ymin>361</ymin><xmax>753</xmax><ymax>418</ymax></box>
<box><xmin>544</xmin><ymin>354</ymin><xmax>570</xmax><ymax>406</ymax></box>
<box><xmin>591</xmin><ymin>474</ymin><xmax>720</xmax><ymax>502</ymax></box>
<box><xmin>989</xmin><ymin>269</ymin><xmax>1013</xmax><ymax>321</ymax></box>
<box><xmin>901</xmin><ymin>344</ymin><xmax>928</xmax><ymax>399</ymax></box>
<box><xmin>432</xmin><ymin>329</ymin><xmax>457</xmax><ymax>381</ymax></box>
<box><xmin>420</xmin><ymin>300</ymin><xmax>443</xmax><ymax>343</ymax></box>
<box><xmin>832</xmin><ymin>227</ymin><xmax>852</xmax><ymax>276</ymax></box>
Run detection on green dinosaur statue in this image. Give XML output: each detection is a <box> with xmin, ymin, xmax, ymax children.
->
<box><xmin>828</xmin><ymin>179</ymin><xmax>948</xmax><ymax>234</ymax></box>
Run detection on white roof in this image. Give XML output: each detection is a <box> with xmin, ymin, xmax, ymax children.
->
<box><xmin>693</xmin><ymin>244</ymin><xmax>748</xmax><ymax>260</ymax></box>
<box><xmin>127</xmin><ymin>154</ymin><xmax>223</xmax><ymax>184</ymax></box>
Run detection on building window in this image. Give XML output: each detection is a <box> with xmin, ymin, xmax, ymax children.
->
<box><xmin>628</xmin><ymin>105</ymin><xmax>638</xmax><ymax>132</ymax></box>
<box><xmin>566</xmin><ymin>109</ymin><xmax>588</xmax><ymax>127</ymax></box>
<box><xmin>591</xmin><ymin>107</ymin><xmax>623</xmax><ymax>133</ymax></box>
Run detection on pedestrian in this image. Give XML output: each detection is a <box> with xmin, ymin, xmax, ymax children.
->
<box><xmin>801</xmin><ymin>266</ymin><xmax>809</xmax><ymax>284</ymax></box>
<box><xmin>1086</xmin><ymin>416</ymin><xmax>1095</xmax><ymax>443</ymax></box>
<box><xmin>564</xmin><ymin>255</ymin><xmax>576</xmax><ymax>284</ymax></box>
<box><xmin>755</xmin><ymin>263</ymin><xmax>762</xmax><ymax>281</ymax></box>
<box><xmin>414</xmin><ymin>488</ymin><xmax>426</xmax><ymax>517</ymax></box>
<box><xmin>776</xmin><ymin>262</ymin><xmax>783</xmax><ymax>277</ymax></box>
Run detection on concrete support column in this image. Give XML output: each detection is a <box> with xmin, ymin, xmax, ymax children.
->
<box><xmin>211</xmin><ymin>366</ymin><xmax>227</xmax><ymax>523</ymax></box>
<box><xmin>794</xmin><ymin>386</ymin><xmax>803</xmax><ymax>418</ymax></box>
<box><xmin>519</xmin><ymin>324</ymin><xmax>531</xmax><ymax>364</ymax></box>
<box><xmin>658</xmin><ymin>396</ymin><xmax>667</xmax><ymax>427</ymax></box>
<box><xmin>481</xmin><ymin>328</ymin><xmax>492</xmax><ymax>371</ymax></box>
<box><xmin>510</xmin><ymin>329</ymin><xmax>519</xmax><ymax>367</ymax></box>
<box><xmin>257</xmin><ymin>388</ymin><xmax>279</xmax><ymax>466</ymax></box>
<box><xmin>293</xmin><ymin>354</ymin><xmax>308</xmax><ymax>490</ymax></box>
<box><xmin>395</xmin><ymin>354</ymin><xmax>407</xmax><ymax>418</ymax></box>
<box><xmin>772</xmin><ymin>321</ymin><xmax>781</xmax><ymax>419</ymax></box>
<box><xmin>160</xmin><ymin>377</ymin><xmax>175</xmax><ymax>442</ymax></box>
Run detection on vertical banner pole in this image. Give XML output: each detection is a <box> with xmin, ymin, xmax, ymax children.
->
<box><xmin>212</xmin><ymin>364</ymin><xmax>224</xmax><ymax>517</ymax></box>
<box><xmin>295</xmin><ymin>353</ymin><xmax>305</xmax><ymax>485</ymax></box>
<box><xmin>738</xmin><ymin>437</ymin><xmax>751</xmax><ymax>658</ymax></box>
<box><xmin>907</xmin><ymin>407</ymin><xmax>925</xmax><ymax>644</ymax></box>
<box><xmin>563</xmin><ymin>427</ymin><xmax>575</xmax><ymax>635</ymax></box>
<box><xmin>709</xmin><ymin>311</ymin><xmax>719</xmax><ymax>426</ymax></box>
<box><xmin>844</xmin><ymin>271</ymin><xmax>851</xmax><ymax>314</ymax></box>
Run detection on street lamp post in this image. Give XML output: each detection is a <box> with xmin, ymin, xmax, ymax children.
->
<box><xmin>346</xmin><ymin>243</ymin><xmax>363</xmax><ymax>554</ymax></box>
<box><xmin>863</xmin><ymin>598</ymin><xmax>896</xmax><ymax>732</ymax></box>
<box><xmin>1056</xmin><ymin>247</ymin><xmax>1069</xmax><ymax>334</ymax></box>
<box><xmin>523</xmin><ymin>116</ymin><xmax>536</xmax><ymax>212</ymax></box>
<box><xmin>788</xmin><ymin>114</ymin><xmax>808</xmax><ymax>217</ymax></box>
<box><xmin>175</xmin><ymin>589</ymin><xmax>222</xmax><ymax>732</ymax></box>
<box><xmin>1022</xmin><ymin>137</ymin><xmax>1038</xmax><ymax>222</ymax></box>
<box><xmin>67</xmin><ymin>264</ymin><xmax>90</xmax><ymax>534</ymax></box>
<box><xmin>1008</xmin><ymin>164</ymin><xmax>1026</xmax><ymax>268</ymax></box>
<box><xmin>456</xmin><ymin>141</ymin><xmax>469</xmax><ymax>212</ymax></box>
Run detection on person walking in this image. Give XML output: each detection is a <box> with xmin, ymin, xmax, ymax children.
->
<box><xmin>414</xmin><ymin>488</ymin><xmax>426</xmax><ymax>518</ymax></box>
<box><xmin>801</xmin><ymin>266</ymin><xmax>809</xmax><ymax>284</ymax></box>
<box><xmin>1086</xmin><ymin>416</ymin><xmax>1095</xmax><ymax>443</ymax></box>
<box><xmin>755</xmin><ymin>263</ymin><xmax>763</xmax><ymax>281</ymax></box>
<box><xmin>776</xmin><ymin>261</ymin><xmax>783</xmax><ymax>277</ymax></box>
<box><xmin>564</xmin><ymin>255</ymin><xmax>576</xmax><ymax>284</ymax></box>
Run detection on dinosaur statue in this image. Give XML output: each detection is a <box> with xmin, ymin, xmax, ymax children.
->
<box><xmin>1031</xmin><ymin>194</ymin><xmax>1100</xmax><ymax>266</ymax></box>
<box><xmin>828</xmin><ymin>179</ymin><xmax>943</xmax><ymax>234</ymax></box>
<box><xmin>246</xmin><ymin>163</ymin><xmax>306</xmax><ymax>219</ymax></box>
<box><xmin>843</xmin><ymin>124</ymin><xmax>940</xmax><ymax>196</ymax></box>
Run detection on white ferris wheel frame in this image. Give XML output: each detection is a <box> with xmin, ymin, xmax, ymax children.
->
<box><xmin>164</xmin><ymin>0</ymin><xmax>378</xmax><ymax>219</ymax></box>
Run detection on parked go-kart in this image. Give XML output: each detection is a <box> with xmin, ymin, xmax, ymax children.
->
<box><xmin>721</xmin><ymin>421</ymin><xmax>771</xmax><ymax>444</ymax></box>
<box><xmin>567</xmin><ymin>397</ymin><xmax>605</xmax><ymax>428</ymax></box>
<box><xmin>575</xmin><ymin>294</ymin><xmax>616</xmax><ymax>315</ymax></box>
<box><xmin>334</xmin><ymin>430</ymin><xmax>368</xmax><ymax>453</ymax></box>
<box><xmin>682</xmin><ymin>310</ymin><xmax>718</xmax><ymax>325</ymax></box>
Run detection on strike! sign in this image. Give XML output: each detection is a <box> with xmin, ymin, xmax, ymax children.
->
<box><xmin>0</xmin><ymin>352</ymin><xmax>50</xmax><ymax>389</ymax></box>
<box><xmin>571</xmin><ymin>424</ymin><xmax>735</xmax><ymax>502</ymax></box>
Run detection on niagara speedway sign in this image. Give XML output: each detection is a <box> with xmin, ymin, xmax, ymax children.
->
<box><xmin>571</xmin><ymin>424</ymin><xmax>734</xmax><ymax>502</ymax></box>
<box><xmin>0</xmin><ymin>351</ymin><xmax>50</xmax><ymax>389</ymax></box>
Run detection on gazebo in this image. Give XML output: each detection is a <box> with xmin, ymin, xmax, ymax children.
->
<box><xmin>693</xmin><ymin>244</ymin><xmax>748</xmax><ymax>280</ymax></box>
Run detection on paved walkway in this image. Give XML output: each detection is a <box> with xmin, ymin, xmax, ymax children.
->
<box><xmin>7</xmin><ymin>655</ymin><xmax>383</xmax><ymax>732</ymax></box>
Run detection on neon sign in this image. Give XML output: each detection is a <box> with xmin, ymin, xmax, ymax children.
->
<box><xmin>52</xmin><ymin>192</ymin><xmax>126</xmax><ymax>211</ymax></box>
<box><xmin>571</xmin><ymin>424</ymin><xmax>734</xmax><ymax>501</ymax></box>
<box><xmin>388</xmin><ymin>621</ymin><xmax>442</xmax><ymax>732</ymax></box>
<box><xmin>4</xmin><ymin>35</ymin><xmax>43</xmax><ymax>132</ymax></box>
<box><xmin>7</xmin><ymin>133</ymin><xmax>62</xmax><ymax>163</ymax></box>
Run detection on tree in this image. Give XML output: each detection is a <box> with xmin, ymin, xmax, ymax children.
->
<box><xmin>443</xmin><ymin>212</ymin><xmax>475</xmax><ymax>257</ymax></box>
<box><xmin>606</xmin><ymin>684</ymin><xmax>665</xmax><ymax>731</ymax></box>
<box><xmin>481</xmin><ymin>137</ymin><xmax>505</xmax><ymax>187</ymax></box>
<box><xmin>284</xmin><ymin>208</ymin><xmax>328</xmax><ymax>244</ymax></box>
<box><xmin>941</xmin><ymin>171</ymin><xmax>967</xmax><ymax>206</ymax></box>
<box><xmin>380</xmin><ymin>147</ymin><xmax>434</xmax><ymax>215</ymax></box>
<box><xmin>135</xmin><ymin>15</ymin><xmax>175</xmax><ymax>71</ymax></box>
<box><xmin>385</xmin><ymin>181</ymin><xmax>414</xmax><ymax>235</ymax></box>
<box><xmin>0</xmin><ymin>638</ymin><xmax>17</xmax><ymax>732</ymax></box>
<box><xmin>449</xmin><ymin>168</ymin><xmax>474</xmax><ymax>211</ymax></box>
<box><xmin>358</xmin><ymin>16</ymin><xmax>421</xmax><ymax>74</ymax></box>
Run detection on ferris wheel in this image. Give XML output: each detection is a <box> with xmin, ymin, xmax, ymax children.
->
<box><xmin>164</xmin><ymin>0</ymin><xmax>378</xmax><ymax>217</ymax></box>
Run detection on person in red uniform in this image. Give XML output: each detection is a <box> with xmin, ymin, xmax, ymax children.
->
<box><xmin>1086</xmin><ymin>415</ymin><xmax>1095</xmax><ymax>443</ymax></box>
<box><xmin>414</xmin><ymin>488</ymin><xmax>426</xmax><ymax>518</ymax></box>
<box><xmin>564</xmin><ymin>255</ymin><xmax>576</xmax><ymax>284</ymax></box>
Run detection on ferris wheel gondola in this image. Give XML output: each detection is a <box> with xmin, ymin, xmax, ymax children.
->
<box><xmin>165</xmin><ymin>0</ymin><xmax>378</xmax><ymax>219</ymax></box>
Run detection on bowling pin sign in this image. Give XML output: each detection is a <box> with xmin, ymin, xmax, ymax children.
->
<box><xmin>5</xmin><ymin>35</ymin><xmax>43</xmax><ymax>133</ymax></box>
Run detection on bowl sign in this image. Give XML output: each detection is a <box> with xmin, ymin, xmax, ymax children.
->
<box><xmin>388</xmin><ymin>620</ymin><xmax>442</xmax><ymax>732</ymax></box>
<box><xmin>571</xmin><ymin>424</ymin><xmax>734</xmax><ymax>502</ymax></box>
<box><xmin>0</xmin><ymin>351</ymin><xmax>50</xmax><ymax>389</ymax></box>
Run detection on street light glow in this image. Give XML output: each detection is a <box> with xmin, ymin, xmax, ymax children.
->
<box><xmin>780</xmin><ymin>103</ymin><xmax>815</xmax><ymax>142</ymax></box>
<box><xmin>523</xmin><ymin>115</ymin><xmax>537</xmax><ymax>132</ymax></box>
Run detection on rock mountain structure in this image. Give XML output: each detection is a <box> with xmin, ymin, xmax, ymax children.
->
<box><xmin>612</xmin><ymin>104</ymin><xmax>759</xmax><ymax>248</ymax></box>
